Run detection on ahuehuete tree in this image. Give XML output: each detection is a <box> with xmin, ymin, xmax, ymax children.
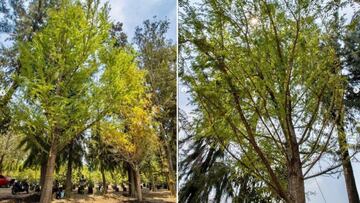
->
<box><xmin>17</xmin><ymin>0</ymin><xmax>145</xmax><ymax>202</ymax></box>
<box><xmin>134</xmin><ymin>18</ymin><xmax>177</xmax><ymax>196</ymax></box>
<box><xmin>179</xmin><ymin>110</ymin><xmax>279</xmax><ymax>202</ymax></box>
<box><xmin>179</xmin><ymin>0</ymin><xmax>345</xmax><ymax>202</ymax></box>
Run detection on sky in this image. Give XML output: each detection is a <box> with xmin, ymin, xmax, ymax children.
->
<box><xmin>101</xmin><ymin>0</ymin><xmax>176</xmax><ymax>42</ymax></box>
<box><xmin>0</xmin><ymin>0</ymin><xmax>176</xmax><ymax>47</ymax></box>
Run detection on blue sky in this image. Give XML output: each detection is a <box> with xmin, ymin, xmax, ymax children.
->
<box><xmin>101</xmin><ymin>0</ymin><xmax>176</xmax><ymax>42</ymax></box>
<box><xmin>0</xmin><ymin>0</ymin><xmax>176</xmax><ymax>46</ymax></box>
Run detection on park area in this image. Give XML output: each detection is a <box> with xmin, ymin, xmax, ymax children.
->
<box><xmin>0</xmin><ymin>187</ymin><xmax>176</xmax><ymax>203</ymax></box>
<box><xmin>0</xmin><ymin>0</ymin><xmax>176</xmax><ymax>203</ymax></box>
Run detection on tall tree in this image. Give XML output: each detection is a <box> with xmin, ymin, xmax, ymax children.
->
<box><xmin>0</xmin><ymin>0</ymin><xmax>57</xmax><ymax>134</ymax></box>
<box><xmin>102</xmin><ymin>100</ymin><xmax>158</xmax><ymax>201</ymax></box>
<box><xmin>134</xmin><ymin>18</ymin><xmax>177</xmax><ymax>195</ymax></box>
<box><xmin>62</xmin><ymin>134</ymin><xmax>85</xmax><ymax>198</ymax></box>
<box><xmin>18</xmin><ymin>0</ymin><xmax>144</xmax><ymax>202</ymax></box>
<box><xmin>342</xmin><ymin>6</ymin><xmax>360</xmax><ymax>202</ymax></box>
<box><xmin>179</xmin><ymin>110</ymin><xmax>278</xmax><ymax>203</ymax></box>
<box><xmin>179</xmin><ymin>0</ymin><xmax>343</xmax><ymax>202</ymax></box>
<box><xmin>87</xmin><ymin>122</ymin><xmax>121</xmax><ymax>195</ymax></box>
<box><xmin>330</xmin><ymin>1</ymin><xmax>360</xmax><ymax>202</ymax></box>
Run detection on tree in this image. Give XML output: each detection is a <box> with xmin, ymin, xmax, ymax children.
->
<box><xmin>134</xmin><ymin>18</ymin><xmax>177</xmax><ymax>196</ymax></box>
<box><xmin>342</xmin><ymin>7</ymin><xmax>360</xmax><ymax>202</ymax></box>
<box><xmin>179</xmin><ymin>111</ymin><xmax>278</xmax><ymax>203</ymax></box>
<box><xmin>62</xmin><ymin>134</ymin><xmax>85</xmax><ymax>198</ymax></box>
<box><xmin>102</xmin><ymin>99</ymin><xmax>158</xmax><ymax>201</ymax></box>
<box><xmin>87</xmin><ymin>122</ymin><xmax>121</xmax><ymax>195</ymax></box>
<box><xmin>0</xmin><ymin>0</ymin><xmax>57</xmax><ymax>134</ymax></box>
<box><xmin>179</xmin><ymin>0</ymin><xmax>342</xmax><ymax>202</ymax></box>
<box><xmin>18</xmin><ymin>0</ymin><xmax>144</xmax><ymax>202</ymax></box>
<box><xmin>332</xmin><ymin>0</ymin><xmax>360</xmax><ymax>203</ymax></box>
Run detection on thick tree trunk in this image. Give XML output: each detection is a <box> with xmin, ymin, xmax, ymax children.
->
<box><xmin>287</xmin><ymin>158</ymin><xmax>305</xmax><ymax>203</ymax></box>
<box><xmin>40</xmin><ymin>159</ymin><xmax>47</xmax><ymax>189</ymax></box>
<box><xmin>100</xmin><ymin>164</ymin><xmax>107</xmax><ymax>194</ymax></box>
<box><xmin>337</xmin><ymin>117</ymin><xmax>360</xmax><ymax>203</ymax></box>
<box><xmin>127</xmin><ymin>164</ymin><xmax>136</xmax><ymax>197</ymax></box>
<box><xmin>40</xmin><ymin>139</ymin><xmax>58</xmax><ymax>203</ymax></box>
<box><xmin>133</xmin><ymin>166</ymin><xmax>142</xmax><ymax>201</ymax></box>
<box><xmin>65</xmin><ymin>145</ymin><xmax>73</xmax><ymax>198</ymax></box>
<box><xmin>286</xmin><ymin>116</ymin><xmax>305</xmax><ymax>203</ymax></box>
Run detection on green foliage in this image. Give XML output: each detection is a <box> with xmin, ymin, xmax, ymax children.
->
<box><xmin>0</xmin><ymin>1</ymin><xmax>171</xmax><ymax>199</ymax></box>
<box><xmin>134</xmin><ymin>18</ymin><xmax>177</xmax><ymax>194</ymax></box>
<box><xmin>179</xmin><ymin>0</ymin><xmax>344</xmax><ymax>201</ymax></box>
<box><xmin>344</xmin><ymin>16</ymin><xmax>360</xmax><ymax>110</ymax></box>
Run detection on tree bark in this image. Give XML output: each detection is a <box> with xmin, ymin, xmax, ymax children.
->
<box><xmin>133</xmin><ymin>165</ymin><xmax>142</xmax><ymax>201</ymax></box>
<box><xmin>100</xmin><ymin>164</ymin><xmax>107</xmax><ymax>194</ymax></box>
<box><xmin>287</xmin><ymin>155</ymin><xmax>305</xmax><ymax>203</ymax></box>
<box><xmin>127</xmin><ymin>164</ymin><xmax>136</xmax><ymax>197</ymax></box>
<box><xmin>151</xmin><ymin>173</ymin><xmax>156</xmax><ymax>192</ymax></box>
<box><xmin>40</xmin><ymin>159</ymin><xmax>47</xmax><ymax>189</ymax></box>
<box><xmin>286</xmin><ymin>116</ymin><xmax>305</xmax><ymax>203</ymax></box>
<box><xmin>159</xmin><ymin>125</ymin><xmax>176</xmax><ymax>196</ymax></box>
<box><xmin>65</xmin><ymin>144</ymin><xmax>73</xmax><ymax>198</ymax></box>
<box><xmin>40</xmin><ymin>138</ymin><xmax>58</xmax><ymax>203</ymax></box>
<box><xmin>337</xmin><ymin>116</ymin><xmax>360</xmax><ymax>203</ymax></box>
<box><xmin>164</xmin><ymin>141</ymin><xmax>176</xmax><ymax>196</ymax></box>
<box><xmin>159</xmin><ymin>142</ymin><xmax>176</xmax><ymax>196</ymax></box>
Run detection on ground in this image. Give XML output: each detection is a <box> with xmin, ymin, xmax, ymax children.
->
<box><xmin>0</xmin><ymin>188</ymin><xmax>176</xmax><ymax>203</ymax></box>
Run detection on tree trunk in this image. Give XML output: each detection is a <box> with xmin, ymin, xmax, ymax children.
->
<box><xmin>159</xmin><ymin>143</ymin><xmax>175</xmax><ymax>196</ymax></box>
<box><xmin>127</xmin><ymin>164</ymin><xmax>136</xmax><ymax>197</ymax></box>
<box><xmin>40</xmin><ymin>159</ymin><xmax>47</xmax><ymax>189</ymax></box>
<box><xmin>40</xmin><ymin>139</ymin><xmax>58</xmax><ymax>203</ymax></box>
<box><xmin>151</xmin><ymin>173</ymin><xmax>156</xmax><ymax>192</ymax></box>
<box><xmin>0</xmin><ymin>154</ymin><xmax>5</xmax><ymax>174</ymax></box>
<box><xmin>65</xmin><ymin>144</ymin><xmax>73</xmax><ymax>198</ymax></box>
<box><xmin>133</xmin><ymin>166</ymin><xmax>142</xmax><ymax>201</ymax></box>
<box><xmin>330</xmin><ymin>0</ymin><xmax>360</xmax><ymax>200</ymax></box>
<box><xmin>159</xmin><ymin>126</ymin><xmax>176</xmax><ymax>196</ymax></box>
<box><xmin>337</xmin><ymin>116</ymin><xmax>360</xmax><ymax>203</ymax></box>
<box><xmin>287</xmin><ymin>157</ymin><xmax>305</xmax><ymax>203</ymax></box>
<box><xmin>164</xmin><ymin>141</ymin><xmax>176</xmax><ymax>196</ymax></box>
<box><xmin>286</xmin><ymin>117</ymin><xmax>305</xmax><ymax>203</ymax></box>
<box><xmin>100</xmin><ymin>164</ymin><xmax>107</xmax><ymax>194</ymax></box>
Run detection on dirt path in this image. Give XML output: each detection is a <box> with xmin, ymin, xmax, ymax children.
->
<box><xmin>0</xmin><ymin>189</ymin><xmax>176</xmax><ymax>203</ymax></box>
